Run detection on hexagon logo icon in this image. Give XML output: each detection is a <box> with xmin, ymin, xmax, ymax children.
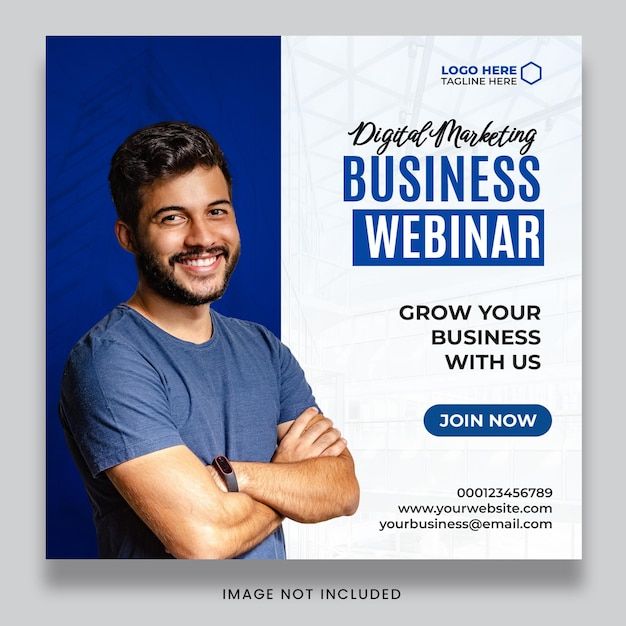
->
<box><xmin>521</xmin><ymin>62</ymin><xmax>542</xmax><ymax>85</ymax></box>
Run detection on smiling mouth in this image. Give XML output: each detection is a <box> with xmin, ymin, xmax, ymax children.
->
<box><xmin>172</xmin><ymin>247</ymin><xmax>228</xmax><ymax>270</ymax></box>
<box><xmin>178</xmin><ymin>254</ymin><xmax>221</xmax><ymax>268</ymax></box>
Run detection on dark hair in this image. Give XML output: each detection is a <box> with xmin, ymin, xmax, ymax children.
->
<box><xmin>108</xmin><ymin>121</ymin><xmax>232</xmax><ymax>230</ymax></box>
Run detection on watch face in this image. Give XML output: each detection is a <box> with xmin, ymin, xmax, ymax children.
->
<box><xmin>216</xmin><ymin>456</ymin><xmax>232</xmax><ymax>474</ymax></box>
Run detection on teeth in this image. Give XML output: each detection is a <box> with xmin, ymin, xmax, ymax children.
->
<box><xmin>181</xmin><ymin>256</ymin><xmax>217</xmax><ymax>267</ymax></box>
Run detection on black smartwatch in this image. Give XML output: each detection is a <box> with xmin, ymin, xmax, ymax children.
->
<box><xmin>211</xmin><ymin>455</ymin><xmax>239</xmax><ymax>492</ymax></box>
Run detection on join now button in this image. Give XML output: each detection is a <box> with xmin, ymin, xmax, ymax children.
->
<box><xmin>424</xmin><ymin>404</ymin><xmax>552</xmax><ymax>436</ymax></box>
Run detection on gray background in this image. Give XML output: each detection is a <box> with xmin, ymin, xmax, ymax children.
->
<box><xmin>3</xmin><ymin>0</ymin><xmax>622</xmax><ymax>622</ymax></box>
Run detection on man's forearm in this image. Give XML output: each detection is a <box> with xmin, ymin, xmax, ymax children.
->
<box><xmin>230</xmin><ymin>453</ymin><xmax>359</xmax><ymax>523</ymax></box>
<box><xmin>203</xmin><ymin>492</ymin><xmax>284</xmax><ymax>559</ymax></box>
<box><xmin>107</xmin><ymin>446</ymin><xmax>283</xmax><ymax>560</ymax></box>
<box><xmin>189</xmin><ymin>465</ymin><xmax>285</xmax><ymax>559</ymax></box>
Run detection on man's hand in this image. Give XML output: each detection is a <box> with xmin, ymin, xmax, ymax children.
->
<box><xmin>272</xmin><ymin>407</ymin><xmax>347</xmax><ymax>463</ymax></box>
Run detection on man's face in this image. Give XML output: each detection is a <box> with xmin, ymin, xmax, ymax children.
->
<box><xmin>130</xmin><ymin>165</ymin><xmax>240</xmax><ymax>306</ymax></box>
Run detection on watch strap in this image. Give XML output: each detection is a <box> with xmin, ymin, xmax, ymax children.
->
<box><xmin>211</xmin><ymin>455</ymin><xmax>239</xmax><ymax>492</ymax></box>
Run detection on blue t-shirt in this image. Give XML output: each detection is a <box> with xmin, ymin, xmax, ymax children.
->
<box><xmin>59</xmin><ymin>304</ymin><xmax>316</xmax><ymax>559</ymax></box>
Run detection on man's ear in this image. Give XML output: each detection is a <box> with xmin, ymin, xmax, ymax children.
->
<box><xmin>115</xmin><ymin>220</ymin><xmax>137</xmax><ymax>254</ymax></box>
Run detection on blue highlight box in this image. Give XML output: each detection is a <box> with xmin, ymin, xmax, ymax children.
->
<box><xmin>353</xmin><ymin>209</ymin><xmax>544</xmax><ymax>266</ymax></box>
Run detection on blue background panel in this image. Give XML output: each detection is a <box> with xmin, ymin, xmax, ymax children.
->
<box><xmin>46</xmin><ymin>36</ymin><xmax>281</xmax><ymax>558</ymax></box>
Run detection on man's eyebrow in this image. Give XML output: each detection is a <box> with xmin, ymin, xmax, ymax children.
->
<box><xmin>208</xmin><ymin>199</ymin><xmax>232</xmax><ymax>207</ymax></box>
<box><xmin>151</xmin><ymin>205</ymin><xmax>185</xmax><ymax>218</ymax></box>
<box><xmin>151</xmin><ymin>200</ymin><xmax>232</xmax><ymax>218</ymax></box>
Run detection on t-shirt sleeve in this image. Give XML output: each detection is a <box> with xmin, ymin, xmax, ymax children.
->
<box><xmin>276</xmin><ymin>340</ymin><xmax>318</xmax><ymax>424</ymax></box>
<box><xmin>60</xmin><ymin>339</ymin><xmax>184</xmax><ymax>478</ymax></box>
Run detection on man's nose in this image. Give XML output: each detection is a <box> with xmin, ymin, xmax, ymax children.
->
<box><xmin>184</xmin><ymin>218</ymin><xmax>216</xmax><ymax>248</ymax></box>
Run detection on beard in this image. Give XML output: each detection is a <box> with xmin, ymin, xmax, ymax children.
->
<box><xmin>134</xmin><ymin>241</ymin><xmax>240</xmax><ymax>306</ymax></box>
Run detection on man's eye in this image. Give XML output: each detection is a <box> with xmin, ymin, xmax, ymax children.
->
<box><xmin>161</xmin><ymin>214</ymin><xmax>185</xmax><ymax>224</ymax></box>
<box><xmin>209</xmin><ymin>208</ymin><xmax>226</xmax><ymax>216</ymax></box>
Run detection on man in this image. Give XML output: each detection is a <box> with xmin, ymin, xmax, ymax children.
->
<box><xmin>59</xmin><ymin>121</ymin><xmax>359</xmax><ymax>559</ymax></box>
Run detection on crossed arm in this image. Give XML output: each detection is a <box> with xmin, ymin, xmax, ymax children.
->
<box><xmin>221</xmin><ymin>408</ymin><xmax>359</xmax><ymax>523</ymax></box>
<box><xmin>106</xmin><ymin>408</ymin><xmax>359</xmax><ymax>559</ymax></box>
